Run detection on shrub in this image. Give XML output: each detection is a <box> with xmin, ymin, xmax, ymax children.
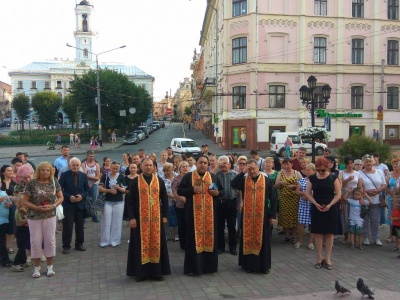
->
<box><xmin>336</xmin><ymin>134</ymin><xmax>392</xmax><ymax>163</ymax></box>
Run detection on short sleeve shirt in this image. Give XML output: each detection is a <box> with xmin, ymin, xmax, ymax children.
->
<box><xmin>24</xmin><ymin>179</ymin><xmax>61</xmax><ymax>220</ymax></box>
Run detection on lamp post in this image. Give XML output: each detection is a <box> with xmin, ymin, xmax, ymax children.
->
<box><xmin>299</xmin><ymin>75</ymin><xmax>331</xmax><ymax>163</ymax></box>
<box><xmin>66</xmin><ymin>43</ymin><xmax>126</xmax><ymax>146</ymax></box>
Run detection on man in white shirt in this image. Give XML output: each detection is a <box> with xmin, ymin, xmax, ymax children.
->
<box><xmin>187</xmin><ymin>155</ymin><xmax>197</xmax><ymax>172</ymax></box>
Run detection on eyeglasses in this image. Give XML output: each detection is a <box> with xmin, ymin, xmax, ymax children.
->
<box><xmin>316</xmin><ymin>169</ymin><xmax>326</xmax><ymax>173</ymax></box>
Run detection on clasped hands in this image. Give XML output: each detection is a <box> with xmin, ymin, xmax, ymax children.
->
<box><xmin>70</xmin><ymin>194</ymin><xmax>83</xmax><ymax>203</ymax></box>
<box><xmin>193</xmin><ymin>185</ymin><xmax>218</xmax><ymax>197</ymax></box>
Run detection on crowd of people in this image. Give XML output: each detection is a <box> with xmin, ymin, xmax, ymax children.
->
<box><xmin>0</xmin><ymin>144</ymin><xmax>399</xmax><ymax>282</ymax></box>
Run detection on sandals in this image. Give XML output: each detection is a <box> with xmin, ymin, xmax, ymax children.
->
<box><xmin>358</xmin><ymin>244</ymin><xmax>364</xmax><ymax>250</ymax></box>
<box><xmin>281</xmin><ymin>237</ymin><xmax>290</xmax><ymax>243</ymax></box>
<box><xmin>32</xmin><ymin>267</ymin><xmax>41</xmax><ymax>278</ymax></box>
<box><xmin>308</xmin><ymin>244</ymin><xmax>315</xmax><ymax>250</ymax></box>
<box><xmin>325</xmin><ymin>264</ymin><xmax>333</xmax><ymax>270</ymax></box>
<box><xmin>290</xmin><ymin>238</ymin><xmax>297</xmax><ymax>244</ymax></box>
<box><xmin>315</xmin><ymin>263</ymin><xmax>322</xmax><ymax>269</ymax></box>
<box><xmin>8</xmin><ymin>247</ymin><xmax>14</xmax><ymax>254</ymax></box>
<box><xmin>391</xmin><ymin>247</ymin><xmax>399</xmax><ymax>252</ymax></box>
<box><xmin>47</xmin><ymin>267</ymin><xmax>55</xmax><ymax>277</ymax></box>
<box><xmin>2</xmin><ymin>261</ymin><xmax>13</xmax><ymax>267</ymax></box>
<box><xmin>350</xmin><ymin>244</ymin><xmax>356</xmax><ymax>250</ymax></box>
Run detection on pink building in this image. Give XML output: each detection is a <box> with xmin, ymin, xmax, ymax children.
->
<box><xmin>197</xmin><ymin>0</ymin><xmax>400</xmax><ymax>150</ymax></box>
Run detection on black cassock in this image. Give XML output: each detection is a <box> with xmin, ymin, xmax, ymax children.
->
<box><xmin>177</xmin><ymin>171</ymin><xmax>223</xmax><ymax>275</ymax></box>
<box><xmin>126</xmin><ymin>175</ymin><xmax>171</xmax><ymax>279</ymax></box>
<box><xmin>231</xmin><ymin>173</ymin><xmax>277</xmax><ymax>273</ymax></box>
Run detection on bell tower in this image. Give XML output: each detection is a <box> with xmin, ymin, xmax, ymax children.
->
<box><xmin>74</xmin><ymin>0</ymin><xmax>96</xmax><ymax>62</ymax></box>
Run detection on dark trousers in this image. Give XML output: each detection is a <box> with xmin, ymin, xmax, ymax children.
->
<box><xmin>217</xmin><ymin>200</ymin><xmax>237</xmax><ymax>252</ymax></box>
<box><xmin>0</xmin><ymin>223</ymin><xmax>11</xmax><ymax>265</ymax></box>
<box><xmin>175</xmin><ymin>206</ymin><xmax>186</xmax><ymax>250</ymax></box>
<box><xmin>62</xmin><ymin>205</ymin><xmax>84</xmax><ymax>249</ymax></box>
<box><xmin>14</xmin><ymin>226</ymin><xmax>29</xmax><ymax>265</ymax></box>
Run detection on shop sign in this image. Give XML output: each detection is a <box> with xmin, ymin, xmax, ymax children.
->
<box><xmin>316</xmin><ymin>109</ymin><xmax>362</xmax><ymax>118</ymax></box>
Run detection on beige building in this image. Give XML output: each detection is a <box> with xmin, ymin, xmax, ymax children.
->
<box><xmin>196</xmin><ymin>0</ymin><xmax>400</xmax><ymax>150</ymax></box>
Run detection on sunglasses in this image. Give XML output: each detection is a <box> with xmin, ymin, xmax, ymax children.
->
<box><xmin>316</xmin><ymin>169</ymin><xmax>326</xmax><ymax>173</ymax></box>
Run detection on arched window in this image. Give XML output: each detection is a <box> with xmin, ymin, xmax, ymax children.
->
<box><xmin>83</xmin><ymin>49</ymin><xmax>88</xmax><ymax>57</ymax></box>
<box><xmin>83</xmin><ymin>19</ymin><xmax>88</xmax><ymax>32</ymax></box>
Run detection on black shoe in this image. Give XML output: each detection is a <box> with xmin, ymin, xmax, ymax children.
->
<box><xmin>230</xmin><ymin>250</ymin><xmax>238</xmax><ymax>256</ymax></box>
<box><xmin>153</xmin><ymin>276</ymin><xmax>164</xmax><ymax>281</ymax></box>
<box><xmin>245</xmin><ymin>269</ymin><xmax>253</xmax><ymax>273</ymax></box>
<box><xmin>92</xmin><ymin>217</ymin><xmax>99</xmax><ymax>223</ymax></box>
<box><xmin>218</xmin><ymin>249</ymin><xmax>224</xmax><ymax>254</ymax></box>
<box><xmin>62</xmin><ymin>248</ymin><xmax>70</xmax><ymax>254</ymax></box>
<box><xmin>135</xmin><ymin>276</ymin><xmax>143</xmax><ymax>282</ymax></box>
<box><xmin>75</xmin><ymin>245</ymin><xmax>86</xmax><ymax>251</ymax></box>
<box><xmin>263</xmin><ymin>269</ymin><xmax>270</xmax><ymax>274</ymax></box>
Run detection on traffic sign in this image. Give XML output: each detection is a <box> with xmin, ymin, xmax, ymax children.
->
<box><xmin>166</xmin><ymin>108</ymin><xmax>172</xmax><ymax>115</ymax></box>
<box><xmin>377</xmin><ymin>112</ymin><xmax>383</xmax><ymax>120</ymax></box>
<box><xmin>377</xmin><ymin>105</ymin><xmax>383</xmax><ymax>113</ymax></box>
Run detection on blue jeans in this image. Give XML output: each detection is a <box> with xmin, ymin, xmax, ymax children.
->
<box><xmin>88</xmin><ymin>184</ymin><xmax>99</xmax><ymax>217</ymax></box>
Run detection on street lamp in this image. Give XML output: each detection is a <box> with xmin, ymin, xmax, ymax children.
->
<box><xmin>299</xmin><ymin>75</ymin><xmax>331</xmax><ymax>162</ymax></box>
<box><xmin>66</xmin><ymin>43</ymin><xmax>126</xmax><ymax>146</ymax></box>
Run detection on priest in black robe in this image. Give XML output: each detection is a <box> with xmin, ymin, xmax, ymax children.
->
<box><xmin>231</xmin><ymin>158</ymin><xmax>277</xmax><ymax>274</ymax></box>
<box><xmin>177</xmin><ymin>155</ymin><xmax>223</xmax><ymax>276</ymax></box>
<box><xmin>126</xmin><ymin>158</ymin><xmax>171</xmax><ymax>281</ymax></box>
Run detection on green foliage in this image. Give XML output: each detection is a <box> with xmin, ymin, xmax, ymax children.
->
<box><xmin>62</xmin><ymin>94</ymin><xmax>78</xmax><ymax>128</ymax></box>
<box><xmin>11</xmin><ymin>93</ymin><xmax>30</xmax><ymax>130</ymax></box>
<box><xmin>31</xmin><ymin>91</ymin><xmax>62</xmax><ymax>127</ymax></box>
<box><xmin>337</xmin><ymin>134</ymin><xmax>392</xmax><ymax>163</ymax></box>
<box><xmin>68</xmin><ymin>69</ymin><xmax>152</xmax><ymax>132</ymax></box>
<box><xmin>184</xmin><ymin>106</ymin><xmax>192</xmax><ymax>116</ymax></box>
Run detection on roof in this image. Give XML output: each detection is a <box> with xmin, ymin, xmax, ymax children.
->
<box><xmin>0</xmin><ymin>81</ymin><xmax>11</xmax><ymax>93</ymax></box>
<box><xmin>8</xmin><ymin>61</ymin><xmax>154</xmax><ymax>79</ymax></box>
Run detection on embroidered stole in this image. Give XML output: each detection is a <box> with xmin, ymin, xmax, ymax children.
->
<box><xmin>243</xmin><ymin>175</ymin><xmax>266</xmax><ymax>255</ymax></box>
<box><xmin>138</xmin><ymin>174</ymin><xmax>161</xmax><ymax>264</ymax></box>
<box><xmin>192</xmin><ymin>171</ymin><xmax>214</xmax><ymax>253</ymax></box>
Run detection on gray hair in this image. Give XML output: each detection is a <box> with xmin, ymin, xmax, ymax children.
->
<box><xmin>218</xmin><ymin>155</ymin><xmax>230</xmax><ymax>164</ymax></box>
<box><xmin>69</xmin><ymin>157</ymin><xmax>81</xmax><ymax>165</ymax></box>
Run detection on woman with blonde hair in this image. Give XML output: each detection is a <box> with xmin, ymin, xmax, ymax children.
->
<box><xmin>22</xmin><ymin>162</ymin><xmax>64</xmax><ymax>278</ymax></box>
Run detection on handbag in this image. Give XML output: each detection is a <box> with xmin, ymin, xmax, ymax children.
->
<box><xmin>97</xmin><ymin>193</ymin><xmax>106</xmax><ymax>211</ymax></box>
<box><xmin>362</xmin><ymin>171</ymin><xmax>388</xmax><ymax>208</ymax></box>
<box><xmin>84</xmin><ymin>196</ymin><xmax>96</xmax><ymax>218</ymax></box>
<box><xmin>53</xmin><ymin>179</ymin><xmax>64</xmax><ymax>220</ymax></box>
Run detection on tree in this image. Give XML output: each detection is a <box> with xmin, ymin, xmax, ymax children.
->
<box><xmin>62</xmin><ymin>94</ymin><xmax>79</xmax><ymax>129</ymax></box>
<box><xmin>31</xmin><ymin>91</ymin><xmax>62</xmax><ymax>128</ymax></box>
<box><xmin>184</xmin><ymin>106</ymin><xmax>192</xmax><ymax>116</ymax></box>
<box><xmin>11</xmin><ymin>93</ymin><xmax>30</xmax><ymax>131</ymax></box>
<box><xmin>69</xmin><ymin>69</ymin><xmax>152</xmax><ymax>133</ymax></box>
<box><xmin>337</xmin><ymin>134</ymin><xmax>392</xmax><ymax>163</ymax></box>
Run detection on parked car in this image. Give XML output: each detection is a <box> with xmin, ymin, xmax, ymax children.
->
<box><xmin>152</xmin><ymin>124</ymin><xmax>158</xmax><ymax>131</ymax></box>
<box><xmin>137</xmin><ymin>126</ymin><xmax>150</xmax><ymax>138</ymax></box>
<box><xmin>133</xmin><ymin>129</ymin><xmax>146</xmax><ymax>140</ymax></box>
<box><xmin>270</xmin><ymin>132</ymin><xmax>328</xmax><ymax>157</ymax></box>
<box><xmin>152</xmin><ymin>121</ymin><xmax>161</xmax><ymax>130</ymax></box>
<box><xmin>123</xmin><ymin>133</ymin><xmax>140</xmax><ymax>145</ymax></box>
<box><xmin>170</xmin><ymin>138</ymin><xmax>201</xmax><ymax>157</ymax></box>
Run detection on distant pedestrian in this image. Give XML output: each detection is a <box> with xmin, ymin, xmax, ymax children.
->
<box><xmin>69</xmin><ymin>132</ymin><xmax>74</xmax><ymax>146</ymax></box>
<box><xmin>372</xmin><ymin>129</ymin><xmax>377</xmax><ymax>140</ymax></box>
<box><xmin>111</xmin><ymin>131</ymin><xmax>116</xmax><ymax>143</ymax></box>
<box><xmin>56</xmin><ymin>135</ymin><xmax>62</xmax><ymax>149</ymax></box>
<box><xmin>284</xmin><ymin>136</ymin><xmax>293</xmax><ymax>158</ymax></box>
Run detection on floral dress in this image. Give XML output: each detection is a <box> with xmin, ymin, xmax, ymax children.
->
<box><xmin>386</xmin><ymin>172</ymin><xmax>399</xmax><ymax>226</ymax></box>
<box><xmin>278</xmin><ymin>171</ymin><xmax>299</xmax><ymax>229</ymax></box>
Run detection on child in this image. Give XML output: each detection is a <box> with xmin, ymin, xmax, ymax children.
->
<box><xmin>0</xmin><ymin>190</ymin><xmax>13</xmax><ymax>267</ymax></box>
<box><xmin>11</xmin><ymin>195</ymin><xmax>31</xmax><ymax>272</ymax></box>
<box><xmin>389</xmin><ymin>195</ymin><xmax>400</xmax><ymax>256</ymax></box>
<box><xmin>343</xmin><ymin>188</ymin><xmax>372</xmax><ymax>250</ymax></box>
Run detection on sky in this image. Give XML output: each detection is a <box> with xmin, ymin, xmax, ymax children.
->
<box><xmin>0</xmin><ymin>0</ymin><xmax>207</xmax><ymax>101</ymax></box>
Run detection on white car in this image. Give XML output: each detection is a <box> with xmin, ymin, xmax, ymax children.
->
<box><xmin>133</xmin><ymin>129</ymin><xmax>145</xmax><ymax>141</ymax></box>
<box><xmin>170</xmin><ymin>138</ymin><xmax>201</xmax><ymax>157</ymax></box>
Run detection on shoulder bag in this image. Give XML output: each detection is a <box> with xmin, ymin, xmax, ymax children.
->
<box><xmin>53</xmin><ymin>179</ymin><xmax>64</xmax><ymax>220</ymax></box>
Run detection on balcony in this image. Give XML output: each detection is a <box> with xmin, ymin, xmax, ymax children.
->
<box><xmin>200</xmin><ymin>77</ymin><xmax>216</xmax><ymax>101</ymax></box>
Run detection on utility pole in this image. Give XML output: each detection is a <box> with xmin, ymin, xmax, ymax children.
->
<box><xmin>379</xmin><ymin>59</ymin><xmax>384</xmax><ymax>144</ymax></box>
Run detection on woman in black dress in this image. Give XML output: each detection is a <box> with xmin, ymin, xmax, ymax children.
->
<box><xmin>304</xmin><ymin>157</ymin><xmax>341</xmax><ymax>270</ymax></box>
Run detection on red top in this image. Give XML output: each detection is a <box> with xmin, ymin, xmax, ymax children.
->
<box><xmin>391</xmin><ymin>206</ymin><xmax>400</xmax><ymax>227</ymax></box>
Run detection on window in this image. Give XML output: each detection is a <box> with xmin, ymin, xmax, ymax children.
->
<box><xmin>314</xmin><ymin>37</ymin><xmax>327</xmax><ymax>63</ymax></box>
<box><xmin>313</xmin><ymin>86</ymin><xmax>327</xmax><ymax>109</ymax></box>
<box><xmin>17</xmin><ymin>81</ymin><xmax>23</xmax><ymax>89</ymax></box>
<box><xmin>314</xmin><ymin>0</ymin><xmax>327</xmax><ymax>16</ymax></box>
<box><xmin>232</xmin><ymin>86</ymin><xmax>246</xmax><ymax>109</ymax></box>
<box><xmin>83</xmin><ymin>49</ymin><xmax>88</xmax><ymax>58</ymax></box>
<box><xmin>352</xmin><ymin>0</ymin><xmax>364</xmax><ymax>18</ymax></box>
<box><xmin>388</xmin><ymin>0</ymin><xmax>399</xmax><ymax>20</ymax></box>
<box><xmin>232</xmin><ymin>37</ymin><xmax>247</xmax><ymax>64</ymax></box>
<box><xmin>269</xmin><ymin>85</ymin><xmax>285</xmax><ymax>108</ymax></box>
<box><xmin>352</xmin><ymin>39</ymin><xmax>364</xmax><ymax>64</ymax></box>
<box><xmin>351</xmin><ymin>86</ymin><xmax>363</xmax><ymax>109</ymax></box>
<box><xmin>388</xmin><ymin>87</ymin><xmax>399</xmax><ymax>109</ymax></box>
<box><xmin>56</xmin><ymin>81</ymin><xmax>62</xmax><ymax>89</ymax></box>
<box><xmin>388</xmin><ymin>40</ymin><xmax>399</xmax><ymax>65</ymax></box>
<box><xmin>233</xmin><ymin>0</ymin><xmax>247</xmax><ymax>17</ymax></box>
<box><xmin>45</xmin><ymin>81</ymin><xmax>51</xmax><ymax>89</ymax></box>
<box><xmin>31</xmin><ymin>81</ymin><xmax>36</xmax><ymax>89</ymax></box>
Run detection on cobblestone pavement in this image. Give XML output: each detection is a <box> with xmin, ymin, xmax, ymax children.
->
<box><xmin>1</xmin><ymin>124</ymin><xmax>400</xmax><ymax>299</ymax></box>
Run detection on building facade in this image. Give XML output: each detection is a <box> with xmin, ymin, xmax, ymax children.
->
<box><xmin>0</xmin><ymin>81</ymin><xmax>12</xmax><ymax>124</ymax></box>
<box><xmin>197</xmin><ymin>0</ymin><xmax>400</xmax><ymax>150</ymax></box>
<box><xmin>8</xmin><ymin>0</ymin><xmax>154</xmax><ymax>127</ymax></box>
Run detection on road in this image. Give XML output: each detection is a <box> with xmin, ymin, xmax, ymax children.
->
<box><xmin>1</xmin><ymin>123</ymin><xmax>400</xmax><ymax>299</ymax></box>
